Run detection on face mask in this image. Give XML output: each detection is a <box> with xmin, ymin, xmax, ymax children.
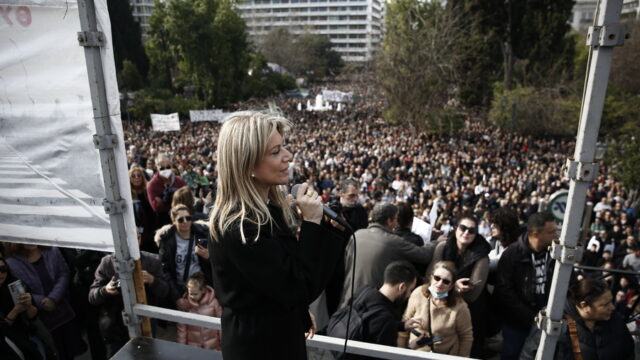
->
<box><xmin>160</xmin><ymin>169</ymin><xmax>173</xmax><ymax>179</ymax></box>
<box><xmin>428</xmin><ymin>285</ymin><xmax>448</xmax><ymax>299</ymax></box>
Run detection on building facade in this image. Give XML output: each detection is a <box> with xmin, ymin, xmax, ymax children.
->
<box><xmin>129</xmin><ymin>0</ymin><xmax>157</xmax><ymax>36</ymax></box>
<box><xmin>571</xmin><ymin>0</ymin><xmax>639</xmax><ymax>33</ymax></box>
<box><xmin>235</xmin><ymin>0</ymin><xmax>384</xmax><ymax>62</ymax></box>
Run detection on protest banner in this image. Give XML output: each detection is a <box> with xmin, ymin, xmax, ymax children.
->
<box><xmin>151</xmin><ymin>113</ymin><xmax>181</xmax><ymax>131</ymax></box>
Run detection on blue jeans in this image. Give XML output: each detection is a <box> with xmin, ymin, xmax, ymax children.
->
<box><xmin>501</xmin><ymin>323</ymin><xmax>530</xmax><ymax>360</ymax></box>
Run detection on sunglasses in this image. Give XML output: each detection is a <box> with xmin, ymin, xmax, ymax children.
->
<box><xmin>432</xmin><ymin>275</ymin><xmax>452</xmax><ymax>285</ymax></box>
<box><xmin>458</xmin><ymin>224</ymin><xmax>477</xmax><ymax>234</ymax></box>
<box><xmin>131</xmin><ymin>173</ymin><xmax>143</xmax><ymax>179</ymax></box>
<box><xmin>0</xmin><ymin>265</ymin><xmax>8</xmax><ymax>273</ymax></box>
<box><xmin>159</xmin><ymin>166</ymin><xmax>172</xmax><ymax>170</ymax></box>
<box><xmin>177</xmin><ymin>216</ymin><xmax>192</xmax><ymax>224</ymax></box>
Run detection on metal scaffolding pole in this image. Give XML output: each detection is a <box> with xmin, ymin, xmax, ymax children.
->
<box><xmin>535</xmin><ymin>0</ymin><xmax>626</xmax><ymax>359</ymax></box>
<box><xmin>77</xmin><ymin>0</ymin><xmax>141</xmax><ymax>338</ymax></box>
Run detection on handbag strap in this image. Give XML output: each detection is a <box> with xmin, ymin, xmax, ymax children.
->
<box><xmin>182</xmin><ymin>233</ymin><xmax>195</xmax><ymax>285</ymax></box>
<box><xmin>566</xmin><ymin>315</ymin><xmax>583</xmax><ymax>360</ymax></box>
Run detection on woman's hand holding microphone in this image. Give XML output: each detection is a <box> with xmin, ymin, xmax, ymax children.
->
<box><xmin>294</xmin><ymin>183</ymin><xmax>323</xmax><ymax>225</ymax></box>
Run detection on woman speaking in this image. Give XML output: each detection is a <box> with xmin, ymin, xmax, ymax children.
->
<box><xmin>209</xmin><ymin>111</ymin><xmax>345</xmax><ymax>359</ymax></box>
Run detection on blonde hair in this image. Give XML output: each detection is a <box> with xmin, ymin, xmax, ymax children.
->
<box><xmin>129</xmin><ymin>165</ymin><xmax>147</xmax><ymax>198</ymax></box>
<box><xmin>209</xmin><ymin>111</ymin><xmax>294</xmax><ymax>243</ymax></box>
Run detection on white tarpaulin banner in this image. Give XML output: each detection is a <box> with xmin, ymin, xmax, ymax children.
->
<box><xmin>189</xmin><ymin>109</ymin><xmax>225</xmax><ymax>123</ymax></box>
<box><xmin>0</xmin><ymin>0</ymin><xmax>138</xmax><ymax>256</ymax></box>
<box><xmin>151</xmin><ymin>113</ymin><xmax>181</xmax><ymax>131</ymax></box>
<box><xmin>321</xmin><ymin>89</ymin><xmax>354</xmax><ymax>103</ymax></box>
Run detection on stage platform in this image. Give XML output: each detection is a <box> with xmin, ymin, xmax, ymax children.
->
<box><xmin>112</xmin><ymin>337</ymin><xmax>223</xmax><ymax>360</ymax></box>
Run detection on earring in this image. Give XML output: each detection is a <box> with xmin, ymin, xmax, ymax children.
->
<box><xmin>251</xmin><ymin>173</ymin><xmax>255</xmax><ymax>178</ymax></box>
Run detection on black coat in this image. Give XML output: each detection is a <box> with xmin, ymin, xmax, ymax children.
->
<box><xmin>343</xmin><ymin>204</ymin><xmax>369</xmax><ymax>232</ymax></box>
<box><xmin>210</xmin><ymin>204</ymin><xmax>345</xmax><ymax>359</ymax></box>
<box><xmin>519</xmin><ymin>300</ymin><xmax>634</xmax><ymax>360</ymax></box>
<box><xmin>494</xmin><ymin>233</ymin><xmax>556</xmax><ymax>331</ymax></box>
<box><xmin>355</xmin><ymin>286</ymin><xmax>404</xmax><ymax>349</ymax></box>
<box><xmin>156</xmin><ymin>222</ymin><xmax>212</xmax><ymax>301</ymax></box>
<box><xmin>88</xmin><ymin>252</ymin><xmax>170</xmax><ymax>350</ymax></box>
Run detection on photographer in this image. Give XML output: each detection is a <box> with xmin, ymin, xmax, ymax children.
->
<box><xmin>146</xmin><ymin>153</ymin><xmax>186</xmax><ymax>226</ymax></box>
<box><xmin>88</xmin><ymin>237</ymin><xmax>169</xmax><ymax>357</ymax></box>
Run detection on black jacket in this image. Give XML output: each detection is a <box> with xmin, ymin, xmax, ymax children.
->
<box><xmin>88</xmin><ymin>252</ymin><xmax>170</xmax><ymax>346</ymax></box>
<box><xmin>394</xmin><ymin>228</ymin><xmax>424</xmax><ymax>247</ymax></box>
<box><xmin>356</xmin><ymin>286</ymin><xmax>404</xmax><ymax>349</ymax></box>
<box><xmin>519</xmin><ymin>300</ymin><xmax>634</xmax><ymax>360</ymax></box>
<box><xmin>343</xmin><ymin>204</ymin><xmax>369</xmax><ymax>232</ymax></box>
<box><xmin>210</xmin><ymin>203</ymin><xmax>346</xmax><ymax>359</ymax></box>
<box><xmin>494</xmin><ymin>232</ymin><xmax>556</xmax><ymax>330</ymax></box>
<box><xmin>156</xmin><ymin>222</ymin><xmax>212</xmax><ymax>300</ymax></box>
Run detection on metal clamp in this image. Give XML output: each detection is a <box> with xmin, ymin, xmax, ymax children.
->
<box><xmin>113</xmin><ymin>257</ymin><xmax>135</xmax><ymax>275</ymax></box>
<box><xmin>77</xmin><ymin>31</ymin><xmax>105</xmax><ymax>47</ymax></box>
<box><xmin>121</xmin><ymin>310</ymin><xmax>140</xmax><ymax>326</ymax></box>
<box><xmin>93</xmin><ymin>134</ymin><xmax>117</xmax><ymax>150</ymax></box>
<box><xmin>586</xmin><ymin>24</ymin><xmax>628</xmax><ymax>47</ymax></box>
<box><xmin>566</xmin><ymin>159</ymin><xmax>598</xmax><ymax>182</ymax></box>
<box><xmin>550</xmin><ymin>241</ymin><xmax>584</xmax><ymax>264</ymax></box>
<box><xmin>103</xmin><ymin>198</ymin><xmax>126</xmax><ymax>215</ymax></box>
<box><xmin>536</xmin><ymin>311</ymin><xmax>564</xmax><ymax>337</ymax></box>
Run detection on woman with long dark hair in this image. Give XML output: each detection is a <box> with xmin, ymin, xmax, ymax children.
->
<box><xmin>208</xmin><ymin>111</ymin><xmax>345</xmax><ymax>359</ymax></box>
<box><xmin>129</xmin><ymin>166</ymin><xmax>158</xmax><ymax>253</ymax></box>
<box><xmin>520</xmin><ymin>278</ymin><xmax>634</xmax><ymax>360</ymax></box>
<box><xmin>426</xmin><ymin>213</ymin><xmax>490</xmax><ymax>358</ymax></box>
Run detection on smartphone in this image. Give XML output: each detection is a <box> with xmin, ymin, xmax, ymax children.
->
<box><xmin>8</xmin><ymin>280</ymin><xmax>26</xmax><ymax>305</ymax></box>
<box><xmin>410</xmin><ymin>329</ymin><xmax>443</xmax><ymax>347</ymax></box>
<box><xmin>463</xmin><ymin>279</ymin><xmax>483</xmax><ymax>286</ymax></box>
<box><xmin>197</xmin><ymin>238</ymin><xmax>208</xmax><ymax>248</ymax></box>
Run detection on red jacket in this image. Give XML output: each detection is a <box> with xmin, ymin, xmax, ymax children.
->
<box><xmin>146</xmin><ymin>173</ymin><xmax>186</xmax><ymax>214</ymax></box>
<box><xmin>176</xmin><ymin>286</ymin><xmax>223</xmax><ymax>350</ymax></box>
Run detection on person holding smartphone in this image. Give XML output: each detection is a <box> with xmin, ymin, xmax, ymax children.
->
<box><xmin>398</xmin><ymin>261</ymin><xmax>473</xmax><ymax>357</ymax></box>
<box><xmin>156</xmin><ymin>204</ymin><xmax>212</xmax><ymax>303</ymax></box>
<box><xmin>425</xmin><ymin>214</ymin><xmax>490</xmax><ymax>358</ymax></box>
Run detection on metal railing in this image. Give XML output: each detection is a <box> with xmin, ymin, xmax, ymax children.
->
<box><xmin>133</xmin><ymin>304</ymin><xmax>474</xmax><ymax>360</ymax></box>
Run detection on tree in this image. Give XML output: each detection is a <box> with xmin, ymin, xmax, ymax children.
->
<box><xmin>607</xmin><ymin>129</ymin><xmax>640</xmax><ymax>209</ymax></box>
<box><xmin>258</xmin><ymin>29</ymin><xmax>343</xmax><ymax>80</ymax></box>
<box><xmin>118</xmin><ymin>59</ymin><xmax>144</xmax><ymax>91</ymax></box>
<box><xmin>107</xmin><ymin>0</ymin><xmax>149</xmax><ymax>80</ymax></box>
<box><xmin>145</xmin><ymin>0</ymin><xmax>250</xmax><ymax>107</ymax></box>
<box><xmin>259</xmin><ymin>28</ymin><xmax>296</xmax><ymax>71</ymax></box>
<box><xmin>145</xmin><ymin>0</ymin><xmax>176</xmax><ymax>91</ymax></box>
<box><xmin>610</xmin><ymin>21</ymin><xmax>640</xmax><ymax>96</ymax></box>
<box><xmin>488</xmin><ymin>84</ymin><xmax>580</xmax><ymax>137</ymax></box>
<box><xmin>377</xmin><ymin>0</ymin><xmax>466</xmax><ymax>130</ymax></box>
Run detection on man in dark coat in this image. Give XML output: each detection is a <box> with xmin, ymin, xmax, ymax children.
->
<box><xmin>88</xmin><ymin>250</ymin><xmax>170</xmax><ymax>357</ymax></box>
<box><xmin>494</xmin><ymin>212</ymin><xmax>558</xmax><ymax>360</ymax></box>
<box><xmin>328</xmin><ymin>261</ymin><xmax>421</xmax><ymax>359</ymax></box>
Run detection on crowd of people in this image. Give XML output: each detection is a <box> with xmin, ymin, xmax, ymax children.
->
<box><xmin>1</xmin><ymin>83</ymin><xmax>639</xmax><ymax>360</ymax></box>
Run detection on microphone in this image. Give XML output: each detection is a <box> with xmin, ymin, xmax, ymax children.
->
<box><xmin>290</xmin><ymin>184</ymin><xmax>353</xmax><ymax>232</ymax></box>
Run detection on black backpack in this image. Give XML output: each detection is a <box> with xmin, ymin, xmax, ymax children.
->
<box><xmin>326</xmin><ymin>288</ymin><xmax>386</xmax><ymax>359</ymax></box>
